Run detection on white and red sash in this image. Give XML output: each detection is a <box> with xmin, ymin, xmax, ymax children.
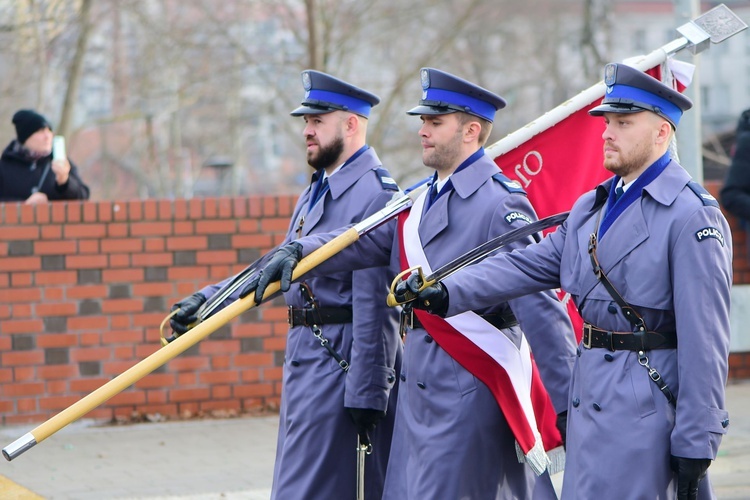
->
<box><xmin>397</xmin><ymin>191</ymin><xmax>563</xmax><ymax>475</ymax></box>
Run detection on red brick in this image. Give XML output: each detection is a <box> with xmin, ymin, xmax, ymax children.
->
<box><xmin>13</xmin><ymin>366</ymin><xmax>36</xmax><ymax>380</ymax></box>
<box><xmin>241</xmin><ymin>369</ymin><xmax>260</xmax><ymax>383</ymax></box>
<box><xmin>132</xmin><ymin>283</ymin><xmax>174</xmax><ymax>297</ymax></box>
<box><xmin>128</xmin><ymin>200</ymin><xmax>143</xmax><ymax>221</ymax></box>
<box><xmin>200</xmin><ymin>370</ymin><xmax>239</xmax><ymax>385</ymax></box>
<box><xmin>34</xmin><ymin>203</ymin><xmax>50</xmax><ymax>223</ymax></box>
<box><xmin>174</xmin><ymin>221</ymin><xmax>193</xmax><ymax>235</ymax></box>
<box><xmin>263</xmin><ymin>367</ymin><xmax>283</xmax><ymax>382</ymax></box>
<box><xmin>43</xmin><ymin>287</ymin><xmax>64</xmax><ymax>301</ymax></box>
<box><xmin>38</xmin><ymin>365</ymin><xmax>77</xmax><ymax>380</ymax></box>
<box><xmin>79</xmin><ymin>240</ymin><xmax>100</xmax><ymax>254</ymax></box>
<box><xmin>166</xmin><ymin>236</ymin><xmax>208</xmax><ymax>251</ymax></box>
<box><xmin>199</xmin><ymin>340</ymin><xmax>240</xmax><ymax>355</ymax></box>
<box><xmin>232</xmin><ymin>197</ymin><xmax>247</xmax><ymax>218</ymax></box>
<box><xmin>135</xmin><ymin>373</ymin><xmax>176</xmax><ymax>389</ymax></box>
<box><xmin>218</xmin><ymin>199</ymin><xmax>232</xmax><ymax>218</ymax></box>
<box><xmin>70</xmin><ymin>378</ymin><xmax>110</xmax><ymax>393</ymax></box>
<box><xmin>131</xmin><ymin>253</ymin><xmax>173</xmax><ymax>266</ymax></box>
<box><xmin>2</xmin><ymin>319</ymin><xmax>44</xmax><ymax>334</ymax></box>
<box><xmin>196</xmin><ymin>220</ymin><xmax>236</xmax><ymax>234</ymax></box>
<box><xmin>170</xmin><ymin>387</ymin><xmax>210</xmax><ymax>402</ymax></box>
<box><xmin>168</xmin><ymin>267</ymin><xmax>209</xmax><ymax>281</ymax></box>
<box><xmin>234</xmin><ymin>323</ymin><xmax>272</xmax><ymax>337</ymax></box>
<box><xmin>64</xmin><ymin>224</ymin><xmax>107</xmax><ymax>239</ymax></box>
<box><xmin>174</xmin><ymin>200</ymin><xmax>188</xmax><ymax>220</ymax></box>
<box><xmin>235</xmin><ymin>353</ymin><xmax>274</xmax><ymax>366</ymax></box>
<box><xmin>262</xmin><ymin>197</ymin><xmax>276</xmax><ymax>216</ymax></box>
<box><xmin>36</xmin><ymin>302</ymin><xmax>78</xmax><ymax>317</ymax></box>
<box><xmin>108</xmin><ymin>223</ymin><xmax>128</xmax><ymax>237</ymax></box>
<box><xmin>102</xmin><ymin>329</ymin><xmax>144</xmax><ymax>344</ymax></box>
<box><xmin>66</xmin><ymin>254</ymin><xmax>108</xmax><ymax>269</ymax></box>
<box><xmin>102</xmin><ymin>360</ymin><xmax>138</xmax><ymax>375</ymax></box>
<box><xmin>66</xmin><ymin>202</ymin><xmax>82</xmax><ymax>222</ymax></box>
<box><xmin>68</xmin><ymin>316</ymin><xmax>109</xmax><ymax>330</ymax></box>
<box><xmin>111</xmin><ymin>315</ymin><xmax>131</xmax><ymax>328</ymax></box>
<box><xmin>167</xmin><ymin>356</ymin><xmax>209</xmax><ymax>372</ymax></box>
<box><xmin>263</xmin><ymin>337</ymin><xmax>287</xmax><ymax>351</ymax></box>
<box><xmin>11</xmin><ymin>304</ymin><xmax>32</xmax><ymax>318</ymax></box>
<box><xmin>37</xmin><ymin>333</ymin><xmax>78</xmax><ymax>348</ymax></box>
<box><xmin>134</xmin><ymin>343</ymin><xmax>160</xmax><ymax>359</ymax></box>
<box><xmin>177</xmin><ymin>372</ymin><xmax>197</xmax><ymax>385</ymax></box>
<box><xmin>0</xmin><ymin>368</ymin><xmax>12</xmax><ymax>383</ymax></box>
<box><xmin>0</xmin><ymin>256</ymin><xmax>41</xmax><ymax>272</ymax></box>
<box><xmin>16</xmin><ymin>398</ymin><xmax>37</xmax><ymax>413</ymax></box>
<box><xmin>248</xmin><ymin>197</ymin><xmax>262</xmax><ymax>216</ymax></box>
<box><xmin>35</xmin><ymin>240</ymin><xmax>77</xmax><ymax>255</ymax></box>
<box><xmin>109</xmin><ymin>390</ymin><xmax>147</xmax><ymax>406</ymax></box>
<box><xmin>101</xmin><ymin>299</ymin><xmax>143</xmax><ymax>314</ymax></box>
<box><xmin>0</xmin><ymin>288</ymin><xmax>40</xmax><ymax>303</ymax></box>
<box><xmin>131</xmin><ymin>222</ymin><xmax>172</xmax><ymax>237</ymax></box>
<box><xmin>261</xmin><ymin>217</ymin><xmax>291</xmax><ymax>232</ymax></box>
<box><xmin>3</xmin><ymin>226</ymin><xmax>40</xmax><ymax>240</ymax></box>
<box><xmin>132</xmin><ymin>313</ymin><xmax>165</xmax><ymax>328</ymax></box>
<box><xmin>72</xmin><ymin>347</ymin><xmax>112</xmax><ymax>362</ymax></box>
<box><xmin>234</xmin><ymin>383</ymin><xmax>273</xmax><ymax>398</ymax></box>
<box><xmin>144</xmin><ymin>200</ymin><xmax>158</xmax><ymax>220</ymax></box>
<box><xmin>36</xmin><ymin>271</ymin><xmax>77</xmax><ymax>285</ymax></box>
<box><xmin>83</xmin><ymin>201</ymin><xmax>97</xmax><ymax>222</ymax></box>
<box><xmin>238</xmin><ymin>219</ymin><xmax>260</xmax><ymax>233</ymax></box>
<box><xmin>232</xmin><ymin>234</ymin><xmax>273</xmax><ymax>248</ymax></box>
<box><xmin>159</xmin><ymin>200</ymin><xmax>173</xmax><ymax>220</ymax></box>
<box><xmin>80</xmin><ymin>332</ymin><xmax>102</xmax><ymax>345</ymax></box>
<box><xmin>11</xmin><ymin>273</ymin><xmax>32</xmax><ymax>286</ymax></box>
<box><xmin>101</xmin><ymin>238</ymin><xmax>143</xmax><ymax>253</ymax></box>
<box><xmin>109</xmin><ymin>254</ymin><xmax>131</xmax><ymax>267</ymax></box>
<box><xmin>3</xmin><ymin>382</ymin><xmax>45</xmax><ymax>397</ymax></box>
<box><xmin>211</xmin><ymin>355</ymin><xmax>231</xmax><ymax>369</ymax></box>
<box><xmin>114</xmin><ymin>345</ymin><xmax>134</xmax><ymax>359</ymax></box>
<box><xmin>210</xmin><ymin>385</ymin><xmax>233</xmax><ymax>400</ymax></box>
<box><xmin>41</xmin><ymin>225</ymin><xmax>62</xmax><ymax>239</ymax></box>
<box><xmin>139</xmin><ymin>403</ymin><xmax>177</xmax><ymax>415</ymax></box>
<box><xmin>196</xmin><ymin>250</ymin><xmax>236</xmax><ymax>265</ymax></box>
<box><xmin>146</xmin><ymin>390</ymin><xmax>169</xmax><ymax>404</ymax></box>
<box><xmin>67</xmin><ymin>285</ymin><xmax>108</xmax><ymax>300</ymax></box>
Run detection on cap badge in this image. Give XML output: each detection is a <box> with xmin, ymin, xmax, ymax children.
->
<box><xmin>420</xmin><ymin>69</ymin><xmax>430</xmax><ymax>90</ymax></box>
<box><xmin>604</xmin><ymin>63</ymin><xmax>617</xmax><ymax>86</ymax></box>
<box><xmin>302</xmin><ymin>72</ymin><xmax>312</xmax><ymax>91</ymax></box>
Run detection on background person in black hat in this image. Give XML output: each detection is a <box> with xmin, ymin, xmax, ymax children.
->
<box><xmin>0</xmin><ymin>109</ymin><xmax>90</xmax><ymax>203</ymax></box>
<box><xmin>170</xmin><ymin>70</ymin><xmax>401</xmax><ymax>500</ymax></box>
<box><xmin>394</xmin><ymin>62</ymin><xmax>732</xmax><ymax>500</ymax></box>
<box><xmin>720</xmin><ymin>108</ymin><xmax>750</xmax><ymax>258</ymax></box>
<box><xmin>244</xmin><ymin>67</ymin><xmax>576</xmax><ymax>499</ymax></box>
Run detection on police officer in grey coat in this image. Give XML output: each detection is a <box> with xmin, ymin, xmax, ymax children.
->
<box><xmin>396</xmin><ymin>63</ymin><xmax>733</xmax><ymax>500</ymax></box>
<box><xmin>171</xmin><ymin>71</ymin><xmax>401</xmax><ymax>499</ymax></box>
<box><xmin>245</xmin><ymin>68</ymin><xmax>577</xmax><ymax>499</ymax></box>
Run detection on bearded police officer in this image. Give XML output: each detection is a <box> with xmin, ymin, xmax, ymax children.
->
<box><xmin>395</xmin><ymin>63</ymin><xmax>733</xmax><ymax>500</ymax></box>
<box><xmin>171</xmin><ymin>71</ymin><xmax>402</xmax><ymax>499</ymax></box>
<box><xmin>244</xmin><ymin>68</ymin><xmax>577</xmax><ymax>499</ymax></box>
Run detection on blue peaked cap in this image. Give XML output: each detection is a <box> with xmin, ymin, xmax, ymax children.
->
<box><xmin>290</xmin><ymin>70</ymin><xmax>380</xmax><ymax>118</ymax></box>
<box><xmin>589</xmin><ymin>63</ymin><xmax>692</xmax><ymax>127</ymax></box>
<box><xmin>406</xmin><ymin>68</ymin><xmax>506</xmax><ymax>123</ymax></box>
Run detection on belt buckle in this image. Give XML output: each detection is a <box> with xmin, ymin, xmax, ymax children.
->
<box><xmin>287</xmin><ymin>305</ymin><xmax>294</xmax><ymax>327</ymax></box>
<box><xmin>583</xmin><ymin>324</ymin><xmax>593</xmax><ymax>349</ymax></box>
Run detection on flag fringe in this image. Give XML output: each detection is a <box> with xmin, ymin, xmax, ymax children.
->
<box><xmin>515</xmin><ymin>440</ymin><xmax>550</xmax><ymax>476</ymax></box>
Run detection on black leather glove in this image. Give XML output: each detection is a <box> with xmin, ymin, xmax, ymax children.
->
<box><xmin>555</xmin><ymin>411</ymin><xmax>567</xmax><ymax>449</ymax></box>
<box><xmin>394</xmin><ymin>272</ymin><xmax>449</xmax><ymax>317</ymax></box>
<box><xmin>670</xmin><ymin>455</ymin><xmax>711</xmax><ymax>500</ymax></box>
<box><xmin>169</xmin><ymin>292</ymin><xmax>207</xmax><ymax>336</ymax></box>
<box><xmin>239</xmin><ymin>242</ymin><xmax>303</xmax><ymax>304</ymax></box>
<box><xmin>347</xmin><ymin>407</ymin><xmax>386</xmax><ymax>447</ymax></box>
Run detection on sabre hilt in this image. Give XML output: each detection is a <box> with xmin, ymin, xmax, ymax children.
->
<box><xmin>386</xmin><ymin>266</ymin><xmax>436</xmax><ymax>307</ymax></box>
<box><xmin>159</xmin><ymin>307</ymin><xmax>203</xmax><ymax>346</ymax></box>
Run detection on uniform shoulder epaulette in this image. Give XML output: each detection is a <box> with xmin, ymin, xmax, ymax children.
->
<box><xmin>375</xmin><ymin>167</ymin><xmax>399</xmax><ymax>191</ymax></box>
<box><xmin>492</xmin><ymin>172</ymin><xmax>527</xmax><ymax>195</ymax></box>
<box><xmin>686</xmin><ymin>181</ymin><xmax>719</xmax><ymax>207</ymax></box>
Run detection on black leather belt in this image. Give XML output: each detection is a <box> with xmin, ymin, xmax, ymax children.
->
<box><xmin>288</xmin><ymin>306</ymin><xmax>353</xmax><ymax>327</ymax></box>
<box><xmin>582</xmin><ymin>323</ymin><xmax>677</xmax><ymax>351</ymax></box>
<box><xmin>404</xmin><ymin>309</ymin><xmax>519</xmax><ymax>331</ymax></box>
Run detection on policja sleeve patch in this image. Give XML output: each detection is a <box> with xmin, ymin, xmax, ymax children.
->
<box><xmin>504</xmin><ymin>211</ymin><xmax>533</xmax><ymax>225</ymax></box>
<box><xmin>695</xmin><ymin>227</ymin><xmax>725</xmax><ymax>246</ymax></box>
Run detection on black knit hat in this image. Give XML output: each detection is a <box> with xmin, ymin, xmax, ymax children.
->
<box><xmin>12</xmin><ymin>109</ymin><xmax>52</xmax><ymax>145</ymax></box>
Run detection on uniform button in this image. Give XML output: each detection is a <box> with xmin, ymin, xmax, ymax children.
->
<box><xmin>400</xmin><ymin>374</ymin><xmax>406</xmax><ymax>382</ymax></box>
<box><xmin>424</xmin><ymin>335</ymin><xmax>433</xmax><ymax>343</ymax></box>
<box><xmin>417</xmin><ymin>382</ymin><xmax>426</xmax><ymax>389</ymax></box>
<box><xmin>572</xmin><ymin>398</ymin><xmax>580</xmax><ymax>408</ymax></box>
<box><xmin>290</xmin><ymin>360</ymin><xmax>300</xmax><ymax>367</ymax></box>
<box><xmin>576</xmin><ymin>347</ymin><xmax>581</xmax><ymax>357</ymax></box>
<box><xmin>608</xmin><ymin>302</ymin><xmax>618</xmax><ymax>314</ymax></box>
<box><xmin>387</xmin><ymin>375</ymin><xmax>396</xmax><ymax>384</ymax></box>
<box><xmin>604</xmin><ymin>354</ymin><xmax>614</xmax><ymax>362</ymax></box>
<box><xmin>593</xmin><ymin>403</ymin><xmax>602</xmax><ymax>412</ymax></box>
<box><xmin>722</xmin><ymin>419</ymin><xmax>730</xmax><ymax>428</ymax></box>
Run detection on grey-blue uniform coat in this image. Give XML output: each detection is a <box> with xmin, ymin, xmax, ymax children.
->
<box><xmin>443</xmin><ymin>159</ymin><xmax>732</xmax><ymax>499</ymax></box>
<box><xmin>301</xmin><ymin>152</ymin><xmax>577</xmax><ymax>499</ymax></box>
<box><xmin>269</xmin><ymin>147</ymin><xmax>401</xmax><ymax>499</ymax></box>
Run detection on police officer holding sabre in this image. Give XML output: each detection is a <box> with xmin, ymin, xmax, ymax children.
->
<box><xmin>393</xmin><ymin>63</ymin><xmax>732</xmax><ymax>500</ymax></box>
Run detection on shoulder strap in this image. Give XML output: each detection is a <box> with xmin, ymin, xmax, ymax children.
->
<box><xmin>686</xmin><ymin>181</ymin><xmax>719</xmax><ymax>207</ymax></box>
<box><xmin>374</xmin><ymin>167</ymin><xmax>399</xmax><ymax>191</ymax></box>
<box><xmin>492</xmin><ymin>172</ymin><xmax>527</xmax><ymax>195</ymax></box>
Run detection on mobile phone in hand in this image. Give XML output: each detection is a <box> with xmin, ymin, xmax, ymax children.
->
<box><xmin>53</xmin><ymin>136</ymin><xmax>66</xmax><ymax>161</ymax></box>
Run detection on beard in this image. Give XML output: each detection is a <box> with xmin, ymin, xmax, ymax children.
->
<box><xmin>308</xmin><ymin>134</ymin><xmax>345</xmax><ymax>171</ymax></box>
<box><xmin>603</xmin><ymin>139</ymin><xmax>654</xmax><ymax>179</ymax></box>
<box><xmin>423</xmin><ymin>127</ymin><xmax>463</xmax><ymax>170</ymax></box>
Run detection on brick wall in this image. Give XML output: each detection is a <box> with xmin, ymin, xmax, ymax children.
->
<box><xmin>1</xmin><ymin>185</ymin><xmax>749</xmax><ymax>426</ymax></box>
<box><xmin>0</xmin><ymin>196</ymin><xmax>295</xmax><ymax>425</ymax></box>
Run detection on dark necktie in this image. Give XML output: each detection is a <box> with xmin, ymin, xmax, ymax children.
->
<box><xmin>614</xmin><ymin>186</ymin><xmax>624</xmax><ymax>202</ymax></box>
<box><xmin>426</xmin><ymin>182</ymin><xmax>438</xmax><ymax>211</ymax></box>
<box><xmin>312</xmin><ymin>177</ymin><xmax>329</xmax><ymax>206</ymax></box>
